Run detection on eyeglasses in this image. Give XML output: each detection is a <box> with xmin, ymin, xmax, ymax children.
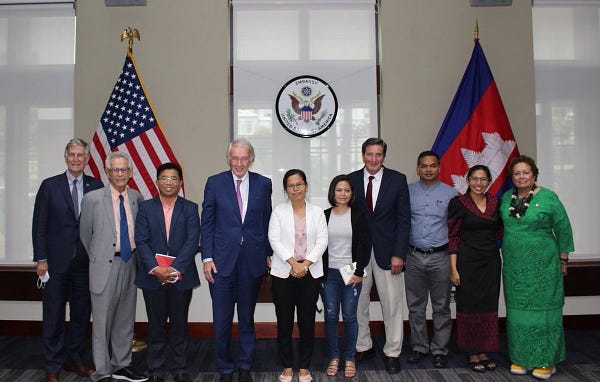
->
<box><xmin>287</xmin><ymin>182</ymin><xmax>306</xmax><ymax>190</ymax></box>
<box><xmin>158</xmin><ymin>176</ymin><xmax>181</xmax><ymax>183</ymax></box>
<box><xmin>107</xmin><ymin>167</ymin><xmax>130</xmax><ymax>174</ymax></box>
<box><xmin>468</xmin><ymin>176</ymin><xmax>490</xmax><ymax>183</ymax></box>
<box><xmin>66</xmin><ymin>152</ymin><xmax>87</xmax><ymax>159</ymax></box>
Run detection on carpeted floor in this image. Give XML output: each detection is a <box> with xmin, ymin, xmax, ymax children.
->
<box><xmin>1</xmin><ymin>331</ymin><xmax>599</xmax><ymax>381</ymax></box>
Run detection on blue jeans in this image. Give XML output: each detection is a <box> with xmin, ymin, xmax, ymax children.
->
<box><xmin>322</xmin><ymin>268</ymin><xmax>362</xmax><ymax>360</ymax></box>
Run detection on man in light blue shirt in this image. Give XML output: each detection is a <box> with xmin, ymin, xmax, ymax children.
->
<box><xmin>405</xmin><ymin>151</ymin><xmax>458</xmax><ymax>368</ymax></box>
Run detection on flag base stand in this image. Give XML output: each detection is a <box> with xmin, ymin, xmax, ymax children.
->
<box><xmin>131</xmin><ymin>335</ymin><xmax>147</xmax><ymax>352</ymax></box>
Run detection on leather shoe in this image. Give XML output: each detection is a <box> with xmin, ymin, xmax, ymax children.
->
<box><xmin>407</xmin><ymin>349</ymin><xmax>427</xmax><ymax>363</ymax></box>
<box><xmin>433</xmin><ymin>354</ymin><xmax>448</xmax><ymax>368</ymax></box>
<box><xmin>45</xmin><ymin>373</ymin><xmax>59</xmax><ymax>382</ymax></box>
<box><xmin>97</xmin><ymin>377</ymin><xmax>113</xmax><ymax>382</ymax></box>
<box><xmin>173</xmin><ymin>373</ymin><xmax>191</xmax><ymax>382</ymax></box>
<box><xmin>148</xmin><ymin>377</ymin><xmax>165</xmax><ymax>382</ymax></box>
<box><xmin>238</xmin><ymin>369</ymin><xmax>253</xmax><ymax>382</ymax></box>
<box><xmin>112</xmin><ymin>366</ymin><xmax>148</xmax><ymax>382</ymax></box>
<box><xmin>64</xmin><ymin>361</ymin><xmax>94</xmax><ymax>377</ymax></box>
<box><xmin>354</xmin><ymin>347</ymin><xmax>376</xmax><ymax>362</ymax></box>
<box><xmin>219</xmin><ymin>374</ymin><xmax>233</xmax><ymax>382</ymax></box>
<box><xmin>385</xmin><ymin>356</ymin><xmax>401</xmax><ymax>374</ymax></box>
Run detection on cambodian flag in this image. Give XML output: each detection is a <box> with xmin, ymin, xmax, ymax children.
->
<box><xmin>432</xmin><ymin>39</ymin><xmax>519</xmax><ymax>197</ymax></box>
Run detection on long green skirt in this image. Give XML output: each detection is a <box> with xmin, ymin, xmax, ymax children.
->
<box><xmin>506</xmin><ymin>307</ymin><xmax>566</xmax><ymax>367</ymax></box>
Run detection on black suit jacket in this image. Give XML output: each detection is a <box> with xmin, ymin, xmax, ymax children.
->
<box><xmin>323</xmin><ymin>207</ymin><xmax>370</xmax><ymax>277</ymax></box>
<box><xmin>349</xmin><ymin>167</ymin><xmax>411</xmax><ymax>269</ymax></box>
<box><xmin>32</xmin><ymin>172</ymin><xmax>103</xmax><ymax>273</ymax></box>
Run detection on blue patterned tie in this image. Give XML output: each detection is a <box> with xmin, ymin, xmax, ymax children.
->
<box><xmin>119</xmin><ymin>195</ymin><xmax>132</xmax><ymax>262</ymax></box>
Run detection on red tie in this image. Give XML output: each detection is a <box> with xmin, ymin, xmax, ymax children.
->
<box><xmin>366</xmin><ymin>176</ymin><xmax>374</xmax><ymax>215</ymax></box>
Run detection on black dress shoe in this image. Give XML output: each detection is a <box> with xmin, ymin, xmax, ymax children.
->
<box><xmin>148</xmin><ymin>376</ymin><xmax>165</xmax><ymax>382</ymax></box>
<box><xmin>355</xmin><ymin>347</ymin><xmax>376</xmax><ymax>362</ymax></box>
<box><xmin>407</xmin><ymin>349</ymin><xmax>427</xmax><ymax>363</ymax></box>
<box><xmin>219</xmin><ymin>374</ymin><xmax>233</xmax><ymax>382</ymax></box>
<box><xmin>173</xmin><ymin>373</ymin><xmax>191</xmax><ymax>382</ymax></box>
<box><xmin>112</xmin><ymin>366</ymin><xmax>148</xmax><ymax>382</ymax></box>
<box><xmin>238</xmin><ymin>369</ymin><xmax>253</xmax><ymax>382</ymax></box>
<box><xmin>433</xmin><ymin>354</ymin><xmax>448</xmax><ymax>368</ymax></box>
<box><xmin>385</xmin><ymin>356</ymin><xmax>401</xmax><ymax>374</ymax></box>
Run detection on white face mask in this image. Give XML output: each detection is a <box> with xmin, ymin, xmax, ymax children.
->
<box><xmin>37</xmin><ymin>271</ymin><xmax>50</xmax><ymax>289</ymax></box>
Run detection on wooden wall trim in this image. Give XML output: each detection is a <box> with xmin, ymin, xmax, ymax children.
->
<box><xmin>3</xmin><ymin>260</ymin><xmax>600</xmax><ymax>301</ymax></box>
<box><xmin>1</xmin><ymin>315</ymin><xmax>598</xmax><ymax>338</ymax></box>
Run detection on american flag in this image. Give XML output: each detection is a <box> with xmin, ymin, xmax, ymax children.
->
<box><xmin>85</xmin><ymin>51</ymin><xmax>181</xmax><ymax>199</ymax></box>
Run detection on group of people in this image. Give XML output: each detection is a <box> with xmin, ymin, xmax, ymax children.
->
<box><xmin>34</xmin><ymin>139</ymin><xmax>199</xmax><ymax>382</ymax></box>
<box><xmin>32</xmin><ymin>136</ymin><xmax>573</xmax><ymax>382</ymax></box>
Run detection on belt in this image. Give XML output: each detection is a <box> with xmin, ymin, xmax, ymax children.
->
<box><xmin>114</xmin><ymin>248</ymin><xmax>136</xmax><ymax>257</ymax></box>
<box><xmin>410</xmin><ymin>244</ymin><xmax>448</xmax><ymax>254</ymax></box>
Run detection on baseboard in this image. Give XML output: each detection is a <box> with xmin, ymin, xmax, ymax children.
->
<box><xmin>1</xmin><ymin>315</ymin><xmax>599</xmax><ymax>338</ymax></box>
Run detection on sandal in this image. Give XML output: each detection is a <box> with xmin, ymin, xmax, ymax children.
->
<box><xmin>470</xmin><ymin>361</ymin><xmax>486</xmax><ymax>373</ymax></box>
<box><xmin>480</xmin><ymin>356</ymin><xmax>496</xmax><ymax>371</ymax></box>
<box><xmin>326</xmin><ymin>359</ymin><xmax>339</xmax><ymax>377</ymax></box>
<box><xmin>344</xmin><ymin>360</ymin><xmax>356</xmax><ymax>378</ymax></box>
<box><xmin>469</xmin><ymin>354</ymin><xmax>485</xmax><ymax>373</ymax></box>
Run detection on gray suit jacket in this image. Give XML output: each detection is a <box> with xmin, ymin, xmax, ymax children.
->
<box><xmin>80</xmin><ymin>186</ymin><xmax>144</xmax><ymax>294</ymax></box>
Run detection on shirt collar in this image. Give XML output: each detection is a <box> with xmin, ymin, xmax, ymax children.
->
<box><xmin>363</xmin><ymin>166</ymin><xmax>383</xmax><ymax>181</ymax></box>
<box><xmin>231</xmin><ymin>171</ymin><xmax>249</xmax><ymax>183</ymax></box>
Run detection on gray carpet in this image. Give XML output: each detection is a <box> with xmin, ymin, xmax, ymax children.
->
<box><xmin>1</xmin><ymin>331</ymin><xmax>599</xmax><ymax>381</ymax></box>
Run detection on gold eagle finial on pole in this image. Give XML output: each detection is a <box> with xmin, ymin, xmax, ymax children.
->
<box><xmin>120</xmin><ymin>27</ymin><xmax>140</xmax><ymax>53</ymax></box>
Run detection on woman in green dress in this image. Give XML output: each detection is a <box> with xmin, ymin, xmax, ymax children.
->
<box><xmin>500</xmin><ymin>155</ymin><xmax>574</xmax><ymax>380</ymax></box>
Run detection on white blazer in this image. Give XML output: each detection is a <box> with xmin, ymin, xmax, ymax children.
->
<box><xmin>268</xmin><ymin>199</ymin><xmax>328</xmax><ymax>279</ymax></box>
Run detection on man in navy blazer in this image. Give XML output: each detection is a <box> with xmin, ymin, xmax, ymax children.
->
<box><xmin>32</xmin><ymin>138</ymin><xmax>103</xmax><ymax>382</ymax></box>
<box><xmin>135</xmin><ymin>162</ymin><xmax>200</xmax><ymax>382</ymax></box>
<box><xmin>201</xmin><ymin>138</ymin><xmax>272</xmax><ymax>382</ymax></box>
<box><xmin>349</xmin><ymin>138</ymin><xmax>411</xmax><ymax>374</ymax></box>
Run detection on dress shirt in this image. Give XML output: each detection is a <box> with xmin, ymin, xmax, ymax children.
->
<box><xmin>408</xmin><ymin>180</ymin><xmax>457</xmax><ymax>249</ymax></box>
<box><xmin>66</xmin><ymin>171</ymin><xmax>83</xmax><ymax>214</ymax></box>
<box><xmin>232</xmin><ymin>171</ymin><xmax>249</xmax><ymax>223</ymax></box>
<box><xmin>109</xmin><ymin>184</ymin><xmax>135</xmax><ymax>251</ymax></box>
<box><xmin>363</xmin><ymin>167</ymin><xmax>383</xmax><ymax>210</ymax></box>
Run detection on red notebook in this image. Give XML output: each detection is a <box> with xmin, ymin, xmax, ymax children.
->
<box><xmin>155</xmin><ymin>254</ymin><xmax>182</xmax><ymax>280</ymax></box>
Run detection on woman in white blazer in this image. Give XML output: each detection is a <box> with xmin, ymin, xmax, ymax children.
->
<box><xmin>268</xmin><ymin>169</ymin><xmax>328</xmax><ymax>382</ymax></box>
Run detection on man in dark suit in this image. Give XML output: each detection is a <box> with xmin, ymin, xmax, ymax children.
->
<box><xmin>79</xmin><ymin>151</ymin><xmax>147</xmax><ymax>382</ymax></box>
<box><xmin>201</xmin><ymin>138</ymin><xmax>272</xmax><ymax>382</ymax></box>
<box><xmin>135</xmin><ymin>162</ymin><xmax>200</xmax><ymax>382</ymax></box>
<box><xmin>32</xmin><ymin>138</ymin><xmax>103</xmax><ymax>382</ymax></box>
<box><xmin>349</xmin><ymin>138</ymin><xmax>411</xmax><ymax>374</ymax></box>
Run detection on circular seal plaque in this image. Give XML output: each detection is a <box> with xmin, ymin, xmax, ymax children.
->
<box><xmin>275</xmin><ymin>75</ymin><xmax>338</xmax><ymax>138</ymax></box>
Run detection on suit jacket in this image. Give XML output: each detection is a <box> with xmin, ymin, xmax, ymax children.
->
<box><xmin>349</xmin><ymin>167</ymin><xmax>411</xmax><ymax>269</ymax></box>
<box><xmin>134</xmin><ymin>196</ymin><xmax>201</xmax><ymax>291</ymax></box>
<box><xmin>268</xmin><ymin>200</ymin><xmax>328</xmax><ymax>279</ymax></box>
<box><xmin>323</xmin><ymin>207</ymin><xmax>370</xmax><ymax>278</ymax></box>
<box><xmin>200</xmin><ymin>171</ymin><xmax>272</xmax><ymax>278</ymax></box>
<box><xmin>79</xmin><ymin>186</ymin><xmax>144</xmax><ymax>294</ymax></box>
<box><xmin>32</xmin><ymin>172</ymin><xmax>103</xmax><ymax>273</ymax></box>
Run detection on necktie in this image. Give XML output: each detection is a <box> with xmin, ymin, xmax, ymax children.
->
<box><xmin>119</xmin><ymin>195</ymin><xmax>132</xmax><ymax>262</ymax></box>
<box><xmin>71</xmin><ymin>179</ymin><xmax>79</xmax><ymax>217</ymax></box>
<box><xmin>366</xmin><ymin>176</ymin><xmax>374</xmax><ymax>215</ymax></box>
<box><xmin>236</xmin><ymin>179</ymin><xmax>243</xmax><ymax>221</ymax></box>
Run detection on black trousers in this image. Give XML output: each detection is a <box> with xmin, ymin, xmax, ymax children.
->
<box><xmin>142</xmin><ymin>284</ymin><xmax>193</xmax><ymax>376</ymax></box>
<box><xmin>271</xmin><ymin>273</ymin><xmax>320</xmax><ymax>369</ymax></box>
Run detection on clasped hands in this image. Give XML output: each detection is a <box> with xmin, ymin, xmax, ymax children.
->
<box><xmin>153</xmin><ymin>266</ymin><xmax>179</xmax><ymax>284</ymax></box>
<box><xmin>289</xmin><ymin>259</ymin><xmax>310</xmax><ymax>278</ymax></box>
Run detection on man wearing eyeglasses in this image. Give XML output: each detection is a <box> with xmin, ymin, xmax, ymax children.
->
<box><xmin>80</xmin><ymin>151</ymin><xmax>147</xmax><ymax>382</ymax></box>
<box><xmin>405</xmin><ymin>151</ymin><xmax>457</xmax><ymax>369</ymax></box>
<box><xmin>200</xmin><ymin>138</ymin><xmax>272</xmax><ymax>382</ymax></box>
<box><xmin>134</xmin><ymin>162</ymin><xmax>200</xmax><ymax>382</ymax></box>
<box><xmin>32</xmin><ymin>139</ymin><xmax>103</xmax><ymax>382</ymax></box>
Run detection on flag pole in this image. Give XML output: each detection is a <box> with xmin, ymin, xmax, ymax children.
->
<box><xmin>119</xmin><ymin>26</ymin><xmax>147</xmax><ymax>353</ymax></box>
<box><xmin>474</xmin><ymin>20</ymin><xmax>479</xmax><ymax>42</ymax></box>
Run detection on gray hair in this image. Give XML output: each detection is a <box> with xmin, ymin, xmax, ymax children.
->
<box><xmin>104</xmin><ymin>151</ymin><xmax>132</xmax><ymax>170</ymax></box>
<box><xmin>64</xmin><ymin>138</ymin><xmax>90</xmax><ymax>157</ymax></box>
<box><xmin>227</xmin><ymin>138</ymin><xmax>255</xmax><ymax>163</ymax></box>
